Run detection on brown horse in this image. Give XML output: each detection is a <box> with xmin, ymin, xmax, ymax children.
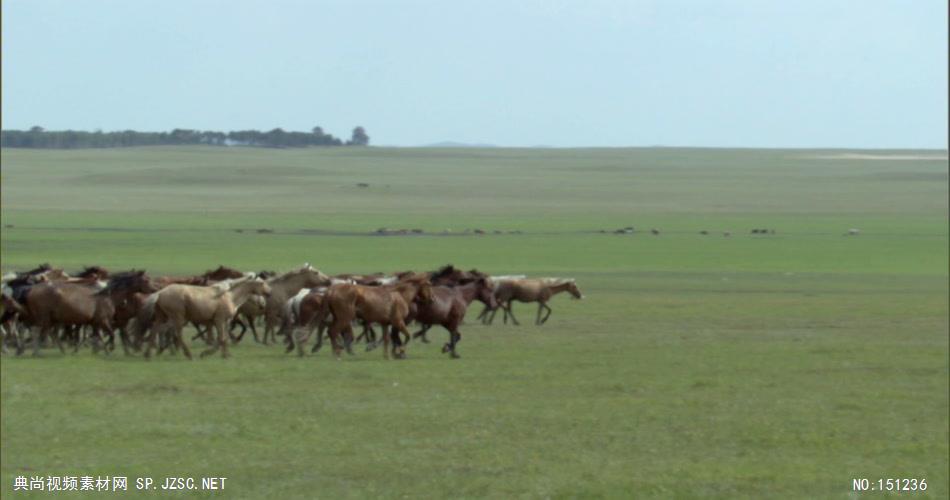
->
<box><xmin>259</xmin><ymin>265</ymin><xmax>331</xmax><ymax>344</ymax></box>
<box><xmin>228</xmin><ymin>294</ymin><xmax>267</xmax><ymax>343</ymax></box>
<box><xmin>155</xmin><ymin>265</ymin><xmax>247</xmax><ymax>288</ymax></box>
<box><xmin>488</xmin><ymin>278</ymin><xmax>584</xmax><ymax>325</ymax></box>
<box><xmin>410</xmin><ymin>278</ymin><xmax>498</xmax><ymax>358</ymax></box>
<box><xmin>134</xmin><ymin>277</ymin><xmax>271</xmax><ymax>359</ymax></box>
<box><xmin>20</xmin><ymin>271</ymin><xmax>155</xmax><ymax>355</ymax></box>
<box><xmin>320</xmin><ymin>275</ymin><xmax>432</xmax><ymax>359</ymax></box>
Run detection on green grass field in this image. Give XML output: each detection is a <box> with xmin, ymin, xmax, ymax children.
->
<box><xmin>1</xmin><ymin>146</ymin><xmax>947</xmax><ymax>498</ymax></box>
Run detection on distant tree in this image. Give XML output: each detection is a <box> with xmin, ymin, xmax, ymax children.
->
<box><xmin>0</xmin><ymin>125</ymin><xmax>360</xmax><ymax>149</ymax></box>
<box><xmin>348</xmin><ymin>126</ymin><xmax>369</xmax><ymax>146</ymax></box>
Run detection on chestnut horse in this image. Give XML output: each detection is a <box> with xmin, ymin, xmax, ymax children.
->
<box><xmin>320</xmin><ymin>275</ymin><xmax>432</xmax><ymax>359</ymax></box>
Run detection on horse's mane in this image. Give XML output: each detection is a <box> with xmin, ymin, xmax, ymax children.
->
<box><xmin>429</xmin><ymin>264</ymin><xmax>458</xmax><ymax>280</ymax></box>
<box><xmin>77</xmin><ymin>265</ymin><xmax>109</xmax><ymax>278</ymax></box>
<box><xmin>270</xmin><ymin>264</ymin><xmax>317</xmax><ymax>283</ymax></box>
<box><xmin>23</xmin><ymin>263</ymin><xmax>52</xmax><ymax>275</ymax></box>
<box><xmin>96</xmin><ymin>270</ymin><xmax>146</xmax><ymax>295</ymax></box>
<box><xmin>202</xmin><ymin>265</ymin><xmax>244</xmax><ymax>279</ymax></box>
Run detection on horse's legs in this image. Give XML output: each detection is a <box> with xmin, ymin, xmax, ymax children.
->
<box><xmin>52</xmin><ymin>326</ymin><xmax>66</xmax><ymax>354</ymax></box>
<box><xmin>118</xmin><ymin>327</ymin><xmax>133</xmax><ymax>356</ymax></box>
<box><xmin>394</xmin><ymin>320</ymin><xmax>413</xmax><ymax>359</ymax></box>
<box><xmin>326</xmin><ymin>320</ymin><xmax>343</xmax><ymax>359</ymax></box>
<box><xmin>413</xmin><ymin>324</ymin><xmax>432</xmax><ymax>343</ymax></box>
<box><xmin>536</xmin><ymin>303</ymin><xmax>544</xmax><ymax>325</ymax></box>
<box><xmin>311</xmin><ymin>321</ymin><xmax>326</xmax><ymax>353</ymax></box>
<box><xmin>199</xmin><ymin>322</ymin><xmax>223</xmax><ymax>358</ymax></box>
<box><xmin>476</xmin><ymin>304</ymin><xmax>490</xmax><ymax>324</ymax></box>
<box><xmin>33</xmin><ymin>325</ymin><xmax>48</xmax><ymax>356</ymax></box>
<box><xmin>175</xmin><ymin>325</ymin><xmax>193</xmax><ymax>360</ymax></box>
<box><xmin>381</xmin><ymin>323</ymin><xmax>392</xmax><ymax>360</ymax></box>
<box><xmin>506</xmin><ymin>301</ymin><xmax>520</xmax><ymax>326</ymax></box>
<box><xmin>442</xmin><ymin>326</ymin><xmax>462</xmax><ymax>359</ymax></box>
<box><xmin>217</xmin><ymin>322</ymin><xmax>229</xmax><ymax>359</ymax></box>
<box><xmin>540</xmin><ymin>303</ymin><xmax>553</xmax><ymax>325</ymax></box>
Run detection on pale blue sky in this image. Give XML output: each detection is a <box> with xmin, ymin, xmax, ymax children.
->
<box><xmin>2</xmin><ymin>0</ymin><xmax>947</xmax><ymax>148</ymax></box>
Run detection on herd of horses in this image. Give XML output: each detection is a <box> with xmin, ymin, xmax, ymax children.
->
<box><xmin>0</xmin><ymin>263</ymin><xmax>583</xmax><ymax>360</ymax></box>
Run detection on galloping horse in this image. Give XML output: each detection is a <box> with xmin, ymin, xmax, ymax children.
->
<box><xmin>475</xmin><ymin>275</ymin><xmax>526</xmax><ymax>323</ymax></box>
<box><xmin>410</xmin><ymin>278</ymin><xmax>498</xmax><ymax>358</ymax></box>
<box><xmin>320</xmin><ymin>275</ymin><xmax>432</xmax><ymax>359</ymax></box>
<box><xmin>487</xmin><ymin>278</ymin><xmax>584</xmax><ymax>325</ymax></box>
<box><xmin>20</xmin><ymin>271</ymin><xmax>156</xmax><ymax>355</ymax></box>
<box><xmin>134</xmin><ymin>277</ymin><xmax>271</xmax><ymax>359</ymax></box>
<box><xmin>259</xmin><ymin>264</ymin><xmax>331</xmax><ymax>345</ymax></box>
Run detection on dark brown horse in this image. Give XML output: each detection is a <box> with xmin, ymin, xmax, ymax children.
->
<box><xmin>409</xmin><ymin>278</ymin><xmax>498</xmax><ymax>358</ymax></box>
<box><xmin>74</xmin><ymin>265</ymin><xmax>111</xmax><ymax>280</ymax></box>
<box><xmin>97</xmin><ymin>271</ymin><xmax>159</xmax><ymax>354</ymax></box>
<box><xmin>427</xmin><ymin>265</ymin><xmax>488</xmax><ymax>286</ymax></box>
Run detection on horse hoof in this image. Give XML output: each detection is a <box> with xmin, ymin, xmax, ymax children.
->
<box><xmin>450</xmin><ymin>352</ymin><xmax>461</xmax><ymax>359</ymax></box>
<box><xmin>441</xmin><ymin>344</ymin><xmax>450</xmax><ymax>353</ymax></box>
<box><xmin>421</xmin><ymin>338</ymin><xmax>430</xmax><ymax>344</ymax></box>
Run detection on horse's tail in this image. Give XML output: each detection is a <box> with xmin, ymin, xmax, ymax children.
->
<box><xmin>130</xmin><ymin>292</ymin><xmax>160</xmax><ymax>343</ymax></box>
<box><xmin>278</xmin><ymin>297</ymin><xmax>296</xmax><ymax>340</ymax></box>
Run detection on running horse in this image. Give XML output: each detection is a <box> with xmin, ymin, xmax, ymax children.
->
<box><xmin>487</xmin><ymin>278</ymin><xmax>584</xmax><ymax>325</ymax></box>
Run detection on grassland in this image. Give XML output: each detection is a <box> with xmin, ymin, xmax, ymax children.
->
<box><xmin>1</xmin><ymin>146</ymin><xmax>947</xmax><ymax>498</ymax></box>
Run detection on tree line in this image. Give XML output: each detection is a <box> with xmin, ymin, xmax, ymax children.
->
<box><xmin>0</xmin><ymin>126</ymin><xmax>370</xmax><ymax>149</ymax></box>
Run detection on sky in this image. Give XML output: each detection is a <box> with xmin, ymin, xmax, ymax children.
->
<box><xmin>2</xmin><ymin>0</ymin><xmax>947</xmax><ymax>148</ymax></box>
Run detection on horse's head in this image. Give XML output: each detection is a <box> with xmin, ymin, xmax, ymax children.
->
<box><xmin>206</xmin><ymin>265</ymin><xmax>245</xmax><ymax>281</ymax></box>
<box><xmin>78</xmin><ymin>265</ymin><xmax>110</xmax><ymax>280</ymax></box>
<box><xmin>134</xmin><ymin>270</ymin><xmax>160</xmax><ymax>294</ymax></box>
<box><xmin>417</xmin><ymin>279</ymin><xmax>433</xmax><ymax>303</ymax></box>
<box><xmin>251</xmin><ymin>279</ymin><xmax>272</xmax><ymax>297</ymax></box>
<box><xmin>400</xmin><ymin>274</ymin><xmax>433</xmax><ymax>303</ymax></box>
<box><xmin>475</xmin><ymin>278</ymin><xmax>499</xmax><ymax>309</ymax></box>
<box><xmin>301</xmin><ymin>267</ymin><xmax>331</xmax><ymax>287</ymax></box>
<box><xmin>566</xmin><ymin>280</ymin><xmax>583</xmax><ymax>299</ymax></box>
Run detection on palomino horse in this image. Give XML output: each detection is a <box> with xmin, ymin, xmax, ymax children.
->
<box><xmin>259</xmin><ymin>264</ymin><xmax>331</xmax><ymax>345</ymax></box>
<box><xmin>134</xmin><ymin>277</ymin><xmax>271</xmax><ymax>359</ymax></box>
<box><xmin>20</xmin><ymin>271</ymin><xmax>156</xmax><ymax>355</ymax></box>
<box><xmin>410</xmin><ymin>278</ymin><xmax>498</xmax><ymax>358</ymax></box>
<box><xmin>320</xmin><ymin>275</ymin><xmax>432</xmax><ymax>359</ymax></box>
<box><xmin>487</xmin><ymin>278</ymin><xmax>584</xmax><ymax>326</ymax></box>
